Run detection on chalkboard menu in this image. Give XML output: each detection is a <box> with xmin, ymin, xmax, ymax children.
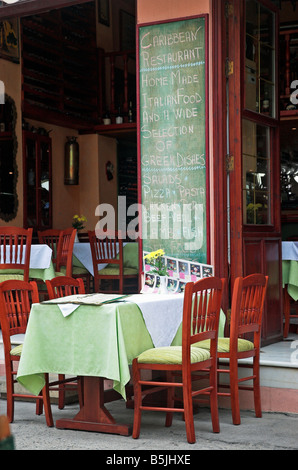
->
<box><xmin>138</xmin><ymin>16</ymin><xmax>209</xmax><ymax>263</ymax></box>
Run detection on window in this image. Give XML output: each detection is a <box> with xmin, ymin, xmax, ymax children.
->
<box><xmin>245</xmin><ymin>0</ymin><xmax>276</xmax><ymax>118</ymax></box>
<box><xmin>243</xmin><ymin>0</ymin><xmax>277</xmax><ymax>226</ymax></box>
<box><xmin>242</xmin><ymin>120</ymin><xmax>271</xmax><ymax>225</ymax></box>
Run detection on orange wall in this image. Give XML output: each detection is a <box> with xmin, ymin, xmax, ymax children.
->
<box><xmin>137</xmin><ymin>0</ymin><xmax>210</xmax><ymax>23</ymax></box>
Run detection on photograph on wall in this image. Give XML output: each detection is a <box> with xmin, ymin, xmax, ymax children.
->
<box><xmin>0</xmin><ymin>19</ymin><xmax>19</xmax><ymax>63</ymax></box>
<box><xmin>142</xmin><ymin>251</ymin><xmax>213</xmax><ymax>293</ymax></box>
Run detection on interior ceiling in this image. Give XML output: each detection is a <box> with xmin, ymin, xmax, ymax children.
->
<box><xmin>0</xmin><ymin>0</ymin><xmax>92</xmax><ymax>19</ymax></box>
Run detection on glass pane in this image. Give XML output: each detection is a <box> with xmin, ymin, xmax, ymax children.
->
<box><xmin>245</xmin><ymin>0</ymin><xmax>276</xmax><ymax>118</ymax></box>
<box><xmin>0</xmin><ymin>139</ymin><xmax>14</xmax><ymax>215</ymax></box>
<box><xmin>40</xmin><ymin>141</ymin><xmax>50</xmax><ymax>228</ymax></box>
<box><xmin>242</xmin><ymin>120</ymin><xmax>271</xmax><ymax>225</ymax></box>
<box><xmin>26</xmin><ymin>138</ymin><xmax>37</xmax><ymax>227</ymax></box>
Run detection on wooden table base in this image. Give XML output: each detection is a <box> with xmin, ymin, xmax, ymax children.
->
<box><xmin>56</xmin><ymin>376</ymin><xmax>131</xmax><ymax>436</ymax></box>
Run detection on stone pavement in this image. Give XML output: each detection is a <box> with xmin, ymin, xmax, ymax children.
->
<box><xmin>2</xmin><ymin>398</ymin><xmax>298</xmax><ymax>452</ymax></box>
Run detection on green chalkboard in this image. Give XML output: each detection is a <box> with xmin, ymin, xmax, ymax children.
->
<box><xmin>138</xmin><ymin>16</ymin><xmax>209</xmax><ymax>263</ymax></box>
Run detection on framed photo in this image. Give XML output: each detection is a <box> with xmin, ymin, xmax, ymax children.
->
<box><xmin>120</xmin><ymin>10</ymin><xmax>135</xmax><ymax>50</ymax></box>
<box><xmin>0</xmin><ymin>18</ymin><xmax>19</xmax><ymax>63</ymax></box>
<box><xmin>98</xmin><ymin>0</ymin><xmax>110</xmax><ymax>26</ymax></box>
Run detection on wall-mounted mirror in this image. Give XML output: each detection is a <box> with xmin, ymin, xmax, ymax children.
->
<box><xmin>0</xmin><ymin>94</ymin><xmax>18</xmax><ymax>221</ymax></box>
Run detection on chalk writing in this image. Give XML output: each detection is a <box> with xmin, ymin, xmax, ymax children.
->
<box><xmin>139</xmin><ymin>16</ymin><xmax>208</xmax><ymax>262</ymax></box>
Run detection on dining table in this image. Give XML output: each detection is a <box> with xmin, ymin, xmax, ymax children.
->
<box><xmin>0</xmin><ymin>244</ymin><xmax>56</xmax><ymax>281</ymax></box>
<box><xmin>282</xmin><ymin>241</ymin><xmax>298</xmax><ymax>336</ymax></box>
<box><xmin>16</xmin><ymin>291</ymin><xmax>226</xmax><ymax>436</ymax></box>
<box><xmin>72</xmin><ymin>241</ymin><xmax>139</xmax><ymax>275</ymax></box>
<box><xmin>282</xmin><ymin>241</ymin><xmax>298</xmax><ymax>300</ymax></box>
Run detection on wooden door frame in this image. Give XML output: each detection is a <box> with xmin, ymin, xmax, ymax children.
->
<box><xmin>224</xmin><ymin>0</ymin><xmax>283</xmax><ymax>343</ymax></box>
<box><xmin>211</xmin><ymin>0</ymin><xmax>230</xmax><ymax>312</ymax></box>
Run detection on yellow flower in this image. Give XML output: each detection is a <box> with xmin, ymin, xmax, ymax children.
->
<box><xmin>72</xmin><ymin>214</ymin><xmax>87</xmax><ymax>230</ymax></box>
<box><xmin>144</xmin><ymin>249</ymin><xmax>168</xmax><ymax>276</ymax></box>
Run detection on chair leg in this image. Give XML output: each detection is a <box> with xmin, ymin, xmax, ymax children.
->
<box><xmin>253</xmin><ymin>356</ymin><xmax>262</xmax><ymax>418</ymax></box>
<box><xmin>42</xmin><ymin>374</ymin><xmax>54</xmax><ymax>427</ymax></box>
<box><xmin>6</xmin><ymin>363</ymin><xmax>14</xmax><ymax>423</ymax></box>
<box><xmin>165</xmin><ymin>371</ymin><xmax>174</xmax><ymax>427</ymax></box>
<box><xmin>132</xmin><ymin>360</ymin><xmax>142</xmax><ymax>439</ymax></box>
<box><xmin>230</xmin><ymin>358</ymin><xmax>241</xmax><ymax>425</ymax></box>
<box><xmin>182</xmin><ymin>371</ymin><xmax>195</xmax><ymax>444</ymax></box>
<box><xmin>209</xmin><ymin>365</ymin><xmax>220</xmax><ymax>433</ymax></box>
<box><xmin>93</xmin><ymin>277</ymin><xmax>99</xmax><ymax>293</ymax></box>
<box><xmin>36</xmin><ymin>396</ymin><xmax>43</xmax><ymax>415</ymax></box>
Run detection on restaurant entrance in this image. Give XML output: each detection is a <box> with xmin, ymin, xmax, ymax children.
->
<box><xmin>220</xmin><ymin>0</ymin><xmax>283</xmax><ymax>344</ymax></box>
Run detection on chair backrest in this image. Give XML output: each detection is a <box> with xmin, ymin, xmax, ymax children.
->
<box><xmin>182</xmin><ymin>276</ymin><xmax>225</xmax><ymax>360</ymax></box>
<box><xmin>56</xmin><ymin>228</ymin><xmax>76</xmax><ymax>277</ymax></box>
<box><xmin>230</xmin><ymin>273</ymin><xmax>268</xmax><ymax>348</ymax></box>
<box><xmin>46</xmin><ymin>276</ymin><xmax>85</xmax><ymax>299</ymax></box>
<box><xmin>0</xmin><ymin>227</ymin><xmax>33</xmax><ymax>282</ymax></box>
<box><xmin>37</xmin><ymin>229</ymin><xmax>61</xmax><ymax>265</ymax></box>
<box><xmin>0</xmin><ymin>280</ymin><xmax>39</xmax><ymax>357</ymax></box>
<box><xmin>88</xmin><ymin>229</ymin><xmax>124</xmax><ymax>273</ymax></box>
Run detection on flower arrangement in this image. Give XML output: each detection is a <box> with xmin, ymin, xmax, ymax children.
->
<box><xmin>144</xmin><ymin>249</ymin><xmax>168</xmax><ymax>277</ymax></box>
<box><xmin>72</xmin><ymin>214</ymin><xmax>87</xmax><ymax>230</ymax></box>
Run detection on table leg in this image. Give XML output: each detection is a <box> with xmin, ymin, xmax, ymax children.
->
<box><xmin>56</xmin><ymin>376</ymin><xmax>131</xmax><ymax>435</ymax></box>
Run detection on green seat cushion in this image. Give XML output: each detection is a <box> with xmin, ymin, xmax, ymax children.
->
<box><xmin>72</xmin><ymin>266</ymin><xmax>89</xmax><ymax>275</ymax></box>
<box><xmin>136</xmin><ymin>345</ymin><xmax>210</xmax><ymax>365</ymax></box>
<box><xmin>0</xmin><ymin>274</ymin><xmax>24</xmax><ymax>281</ymax></box>
<box><xmin>98</xmin><ymin>266</ymin><xmax>138</xmax><ymax>276</ymax></box>
<box><xmin>10</xmin><ymin>344</ymin><xmax>23</xmax><ymax>356</ymax></box>
<box><xmin>195</xmin><ymin>338</ymin><xmax>254</xmax><ymax>353</ymax></box>
<box><xmin>54</xmin><ymin>271</ymin><xmax>67</xmax><ymax>277</ymax></box>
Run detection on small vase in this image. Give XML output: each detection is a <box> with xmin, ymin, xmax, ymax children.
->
<box><xmin>74</xmin><ymin>232</ymin><xmax>79</xmax><ymax>243</ymax></box>
<box><xmin>158</xmin><ymin>276</ymin><xmax>168</xmax><ymax>294</ymax></box>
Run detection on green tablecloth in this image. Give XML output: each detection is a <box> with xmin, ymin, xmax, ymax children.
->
<box><xmin>282</xmin><ymin>260</ymin><xmax>298</xmax><ymax>301</ymax></box>
<box><xmin>0</xmin><ymin>263</ymin><xmax>56</xmax><ymax>282</ymax></box>
<box><xmin>17</xmin><ymin>299</ymin><xmax>225</xmax><ymax>400</ymax></box>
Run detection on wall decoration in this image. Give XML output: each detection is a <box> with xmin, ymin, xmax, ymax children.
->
<box><xmin>0</xmin><ymin>18</ymin><xmax>19</xmax><ymax>63</ymax></box>
<box><xmin>141</xmin><ymin>252</ymin><xmax>213</xmax><ymax>294</ymax></box>
<box><xmin>98</xmin><ymin>0</ymin><xmax>110</xmax><ymax>26</ymax></box>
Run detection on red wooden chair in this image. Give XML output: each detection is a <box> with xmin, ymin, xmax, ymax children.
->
<box><xmin>0</xmin><ymin>280</ymin><xmax>53</xmax><ymax>426</ymax></box>
<box><xmin>37</xmin><ymin>229</ymin><xmax>61</xmax><ymax>269</ymax></box>
<box><xmin>46</xmin><ymin>275</ymin><xmax>85</xmax><ymax>299</ymax></box>
<box><xmin>55</xmin><ymin>228</ymin><xmax>76</xmax><ymax>277</ymax></box>
<box><xmin>45</xmin><ymin>276</ymin><xmax>85</xmax><ymax>409</ymax></box>
<box><xmin>0</xmin><ymin>227</ymin><xmax>33</xmax><ymax>282</ymax></box>
<box><xmin>199</xmin><ymin>273</ymin><xmax>268</xmax><ymax>425</ymax></box>
<box><xmin>56</xmin><ymin>228</ymin><xmax>91</xmax><ymax>292</ymax></box>
<box><xmin>88</xmin><ymin>229</ymin><xmax>138</xmax><ymax>293</ymax></box>
<box><xmin>132</xmin><ymin>276</ymin><xmax>225</xmax><ymax>444</ymax></box>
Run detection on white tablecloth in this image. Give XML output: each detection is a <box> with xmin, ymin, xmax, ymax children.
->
<box><xmin>128</xmin><ymin>293</ymin><xmax>184</xmax><ymax>347</ymax></box>
<box><xmin>0</xmin><ymin>244</ymin><xmax>52</xmax><ymax>269</ymax></box>
<box><xmin>30</xmin><ymin>244</ymin><xmax>52</xmax><ymax>269</ymax></box>
<box><xmin>73</xmin><ymin>242</ymin><xmax>127</xmax><ymax>276</ymax></box>
<box><xmin>282</xmin><ymin>241</ymin><xmax>298</xmax><ymax>261</ymax></box>
<box><xmin>73</xmin><ymin>243</ymin><xmax>94</xmax><ymax>274</ymax></box>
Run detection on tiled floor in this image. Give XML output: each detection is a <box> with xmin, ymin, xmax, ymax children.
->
<box><xmin>260</xmin><ymin>333</ymin><xmax>298</xmax><ymax>368</ymax></box>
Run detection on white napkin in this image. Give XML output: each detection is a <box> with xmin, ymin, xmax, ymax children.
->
<box><xmin>58</xmin><ymin>304</ymin><xmax>80</xmax><ymax>317</ymax></box>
